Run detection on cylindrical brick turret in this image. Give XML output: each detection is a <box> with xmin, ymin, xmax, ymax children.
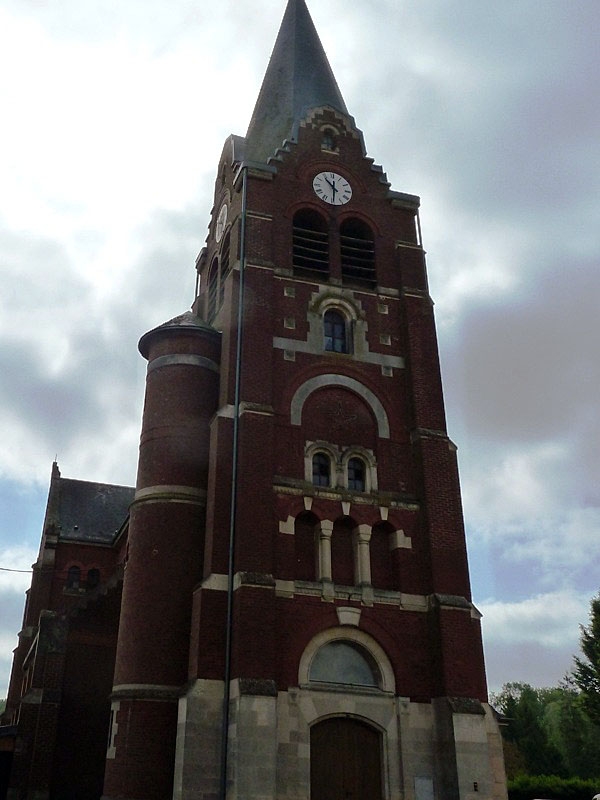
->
<box><xmin>103</xmin><ymin>312</ymin><xmax>221</xmax><ymax>800</ymax></box>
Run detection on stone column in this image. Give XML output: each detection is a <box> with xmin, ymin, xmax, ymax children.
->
<box><xmin>317</xmin><ymin>520</ymin><xmax>334</xmax><ymax>581</ymax></box>
<box><xmin>354</xmin><ymin>524</ymin><xmax>372</xmax><ymax>585</ymax></box>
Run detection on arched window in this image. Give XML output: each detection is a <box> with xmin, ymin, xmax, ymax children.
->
<box><xmin>207</xmin><ymin>257</ymin><xmax>219</xmax><ymax>321</ymax></box>
<box><xmin>295</xmin><ymin>512</ymin><xmax>318</xmax><ymax>582</ymax></box>
<box><xmin>309</xmin><ymin>641</ymin><xmax>380</xmax><ymax>688</ymax></box>
<box><xmin>323</xmin><ymin>309</ymin><xmax>348</xmax><ymax>353</ymax></box>
<box><xmin>66</xmin><ymin>565</ymin><xmax>81</xmax><ymax>590</ymax></box>
<box><xmin>370</xmin><ymin>523</ymin><xmax>395</xmax><ymax>591</ymax></box>
<box><xmin>340</xmin><ymin>218</ymin><xmax>376</xmax><ymax>287</ymax></box>
<box><xmin>321</xmin><ymin>129</ymin><xmax>336</xmax><ymax>151</ymax></box>
<box><xmin>331</xmin><ymin>518</ymin><xmax>355</xmax><ymax>586</ymax></box>
<box><xmin>312</xmin><ymin>453</ymin><xmax>331</xmax><ymax>487</ymax></box>
<box><xmin>347</xmin><ymin>457</ymin><xmax>366</xmax><ymax>491</ymax></box>
<box><xmin>293</xmin><ymin>209</ymin><xmax>329</xmax><ymax>277</ymax></box>
<box><xmin>87</xmin><ymin>568</ymin><xmax>100</xmax><ymax>590</ymax></box>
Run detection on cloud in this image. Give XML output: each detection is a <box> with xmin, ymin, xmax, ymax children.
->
<box><xmin>480</xmin><ymin>590</ymin><xmax>592</xmax><ymax>691</ymax></box>
<box><xmin>481</xmin><ymin>591</ymin><xmax>589</xmax><ymax>647</ymax></box>
<box><xmin>0</xmin><ymin>546</ymin><xmax>36</xmax><ymax>595</ymax></box>
<box><xmin>449</xmin><ymin>256</ymin><xmax>600</xmax><ymax>444</ymax></box>
<box><xmin>0</xmin><ymin>205</ymin><xmax>205</xmax><ymax>487</ymax></box>
<box><xmin>0</xmin><ymin>546</ymin><xmax>34</xmax><ymax>696</ymax></box>
<box><xmin>1</xmin><ymin>632</ymin><xmax>20</xmax><ymax>696</ymax></box>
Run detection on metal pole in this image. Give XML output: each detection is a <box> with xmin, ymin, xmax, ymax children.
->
<box><xmin>218</xmin><ymin>164</ymin><xmax>248</xmax><ymax>800</ymax></box>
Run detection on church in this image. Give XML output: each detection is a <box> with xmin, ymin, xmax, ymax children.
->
<box><xmin>1</xmin><ymin>1</ymin><xmax>507</xmax><ymax>799</ymax></box>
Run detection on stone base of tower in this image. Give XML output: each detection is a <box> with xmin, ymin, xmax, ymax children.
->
<box><xmin>173</xmin><ymin>681</ymin><xmax>507</xmax><ymax>800</ymax></box>
<box><xmin>172</xmin><ymin>680</ymin><xmax>224</xmax><ymax>800</ymax></box>
<box><xmin>431</xmin><ymin>698</ymin><xmax>507</xmax><ymax>800</ymax></box>
<box><xmin>102</xmin><ymin>694</ymin><xmax>179</xmax><ymax>800</ymax></box>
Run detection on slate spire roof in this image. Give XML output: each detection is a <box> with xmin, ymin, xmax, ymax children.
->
<box><xmin>245</xmin><ymin>0</ymin><xmax>349</xmax><ymax>164</ymax></box>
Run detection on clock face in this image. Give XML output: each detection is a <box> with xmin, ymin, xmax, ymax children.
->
<box><xmin>216</xmin><ymin>203</ymin><xmax>228</xmax><ymax>243</ymax></box>
<box><xmin>313</xmin><ymin>172</ymin><xmax>352</xmax><ymax>206</ymax></box>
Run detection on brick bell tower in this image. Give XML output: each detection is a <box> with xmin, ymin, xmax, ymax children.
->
<box><xmin>104</xmin><ymin>1</ymin><xmax>507</xmax><ymax>799</ymax></box>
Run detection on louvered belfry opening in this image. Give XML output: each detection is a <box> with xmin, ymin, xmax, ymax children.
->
<box><xmin>219</xmin><ymin>232</ymin><xmax>231</xmax><ymax>307</ymax></box>
<box><xmin>207</xmin><ymin>257</ymin><xmax>219</xmax><ymax>321</ymax></box>
<box><xmin>340</xmin><ymin>218</ymin><xmax>376</xmax><ymax>287</ymax></box>
<box><xmin>293</xmin><ymin>209</ymin><xmax>329</xmax><ymax>277</ymax></box>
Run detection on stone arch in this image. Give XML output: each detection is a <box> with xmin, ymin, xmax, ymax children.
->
<box><xmin>310</xmin><ymin>290</ymin><xmax>363</xmax><ymax>322</ymax></box>
<box><xmin>304</xmin><ymin>441</ymin><xmax>339</xmax><ymax>487</ymax></box>
<box><xmin>290</xmin><ymin>375</ymin><xmax>390</xmax><ymax>439</ymax></box>
<box><xmin>307</xmin><ymin>288</ymin><xmax>367</xmax><ymax>357</ymax></box>
<box><xmin>299</xmin><ymin>626</ymin><xmax>395</xmax><ymax>693</ymax></box>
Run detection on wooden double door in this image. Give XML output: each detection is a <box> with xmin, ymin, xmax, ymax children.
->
<box><xmin>310</xmin><ymin>717</ymin><xmax>383</xmax><ymax>800</ymax></box>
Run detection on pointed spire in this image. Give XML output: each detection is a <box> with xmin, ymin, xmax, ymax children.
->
<box><xmin>245</xmin><ymin>0</ymin><xmax>348</xmax><ymax>164</ymax></box>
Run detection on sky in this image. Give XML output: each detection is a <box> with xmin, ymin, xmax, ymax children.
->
<box><xmin>1</xmin><ymin>0</ymin><xmax>599</xmax><ymax>698</ymax></box>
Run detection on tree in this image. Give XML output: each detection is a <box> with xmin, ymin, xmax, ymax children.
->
<box><xmin>492</xmin><ymin>683</ymin><xmax>566</xmax><ymax>777</ymax></box>
<box><xmin>543</xmin><ymin>682</ymin><xmax>600</xmax><ymax>779</ymax></box>
<box><xmin>572</xmin><ymin>592</ymin><xmax>600</xmax><ymax>725</ymax></box>
<box><xmin>494</xmin><ymin>681</ymin><xmax>600</xmax><ymax>780</ymax></box>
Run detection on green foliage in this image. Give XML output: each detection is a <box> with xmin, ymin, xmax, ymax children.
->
<box><xmin>544</xmin><ymin>682</ymin><xmax>600</xmax><ymax>778</ymax></box>
<box><xmin>508</xmin><ymin>774</ymin><xmax>599</xmax><ymax>800</ymax></box>
<box><xmin>492</xmin><ymin>682</ymin><xmax>600</xmax><ymax>781</ymax></box>
<box><xmin>492</xmin><ymin>594</ymin><xmax>600</xmax><ymax>785</ymax></box>
<box><xmin>502</xmin><ymin>738</ymin><xmax>527</xmax><ymax>779</ymax></box>
<box><xmin>0</xmin><ymin>698</ymin><xmax>5</xmax><ymax>714</ymax></box>
<box><xmin>572</xmin><ymin>593</ymin><xmax>600</xmax><ymax>726</ymax></box>
<box><xmin>493</xmin><ymin>683</ymin><xmax>567</xmax><ymax>778</ymax></box>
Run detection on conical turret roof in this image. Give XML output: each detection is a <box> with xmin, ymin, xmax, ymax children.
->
<box><xmin>245</xmin><ymin>0</ymin><xmax>348</xmax><ymax>164</ymax></box>
<box><xmin>138</xmin><ymin>311</ymin><xmax>220</xmax><ymax>359</ymax></box>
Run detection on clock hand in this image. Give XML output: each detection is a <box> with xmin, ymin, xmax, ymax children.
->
<box><xmin>330</xmin><ymin>175</ymin><xmax>338</xmax><ymax>199</ymax></box>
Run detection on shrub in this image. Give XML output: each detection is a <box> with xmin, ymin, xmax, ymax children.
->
<box><xmin>508</xmin><ymin>774</ymin><xmax>599</xmax><ymax>800</ymax></box>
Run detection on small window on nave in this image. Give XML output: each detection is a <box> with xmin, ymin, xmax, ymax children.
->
<box><xmin>66</xmin><ymin>565</ymin><xmax>81</xmax><ymax>590</ymax></box>
<box><xmin>87</xmin><ymin>568</ymin><xmax>100</xmax><ymax>590</ymax></box>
